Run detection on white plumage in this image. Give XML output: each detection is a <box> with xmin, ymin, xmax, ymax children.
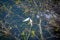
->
<box><xmin>23</xmin><ymin>17</ymin><xmax>30</xmax><ymax>22</ymax></box>
<box><xmin>23</xmin><ymin>17</ymin><xmax>33</xmax><ymax>26</ymax></box>
<box><xmin>30</xmin><ymin>19</ymin><xmax>33</xmax><ymax>26</ymax></box>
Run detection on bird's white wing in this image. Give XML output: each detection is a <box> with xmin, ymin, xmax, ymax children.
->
<box><xmin>30</xmin><ymin>19</ymin><xmax>32</xmax><ymax>23</ymax></box>
<box><xmin>23</xmin><ymin>17</ymin><xmax>30</xmax><ymax>22</ymax></box>
<box><xmin>30</xmin><ymin>19</ymin><xmax>33</xmax><ymax>26</ymax></box>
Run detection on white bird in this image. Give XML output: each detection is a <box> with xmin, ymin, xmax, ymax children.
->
<box><xmin>23</xmin><ymin>17</ymin><xmax>30</xmax><ymax>22</ymax></box>
<box><xmin>23</xmin><ymin>17</ymin><xmax>33</xmax><ymax>26</ymax></box>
